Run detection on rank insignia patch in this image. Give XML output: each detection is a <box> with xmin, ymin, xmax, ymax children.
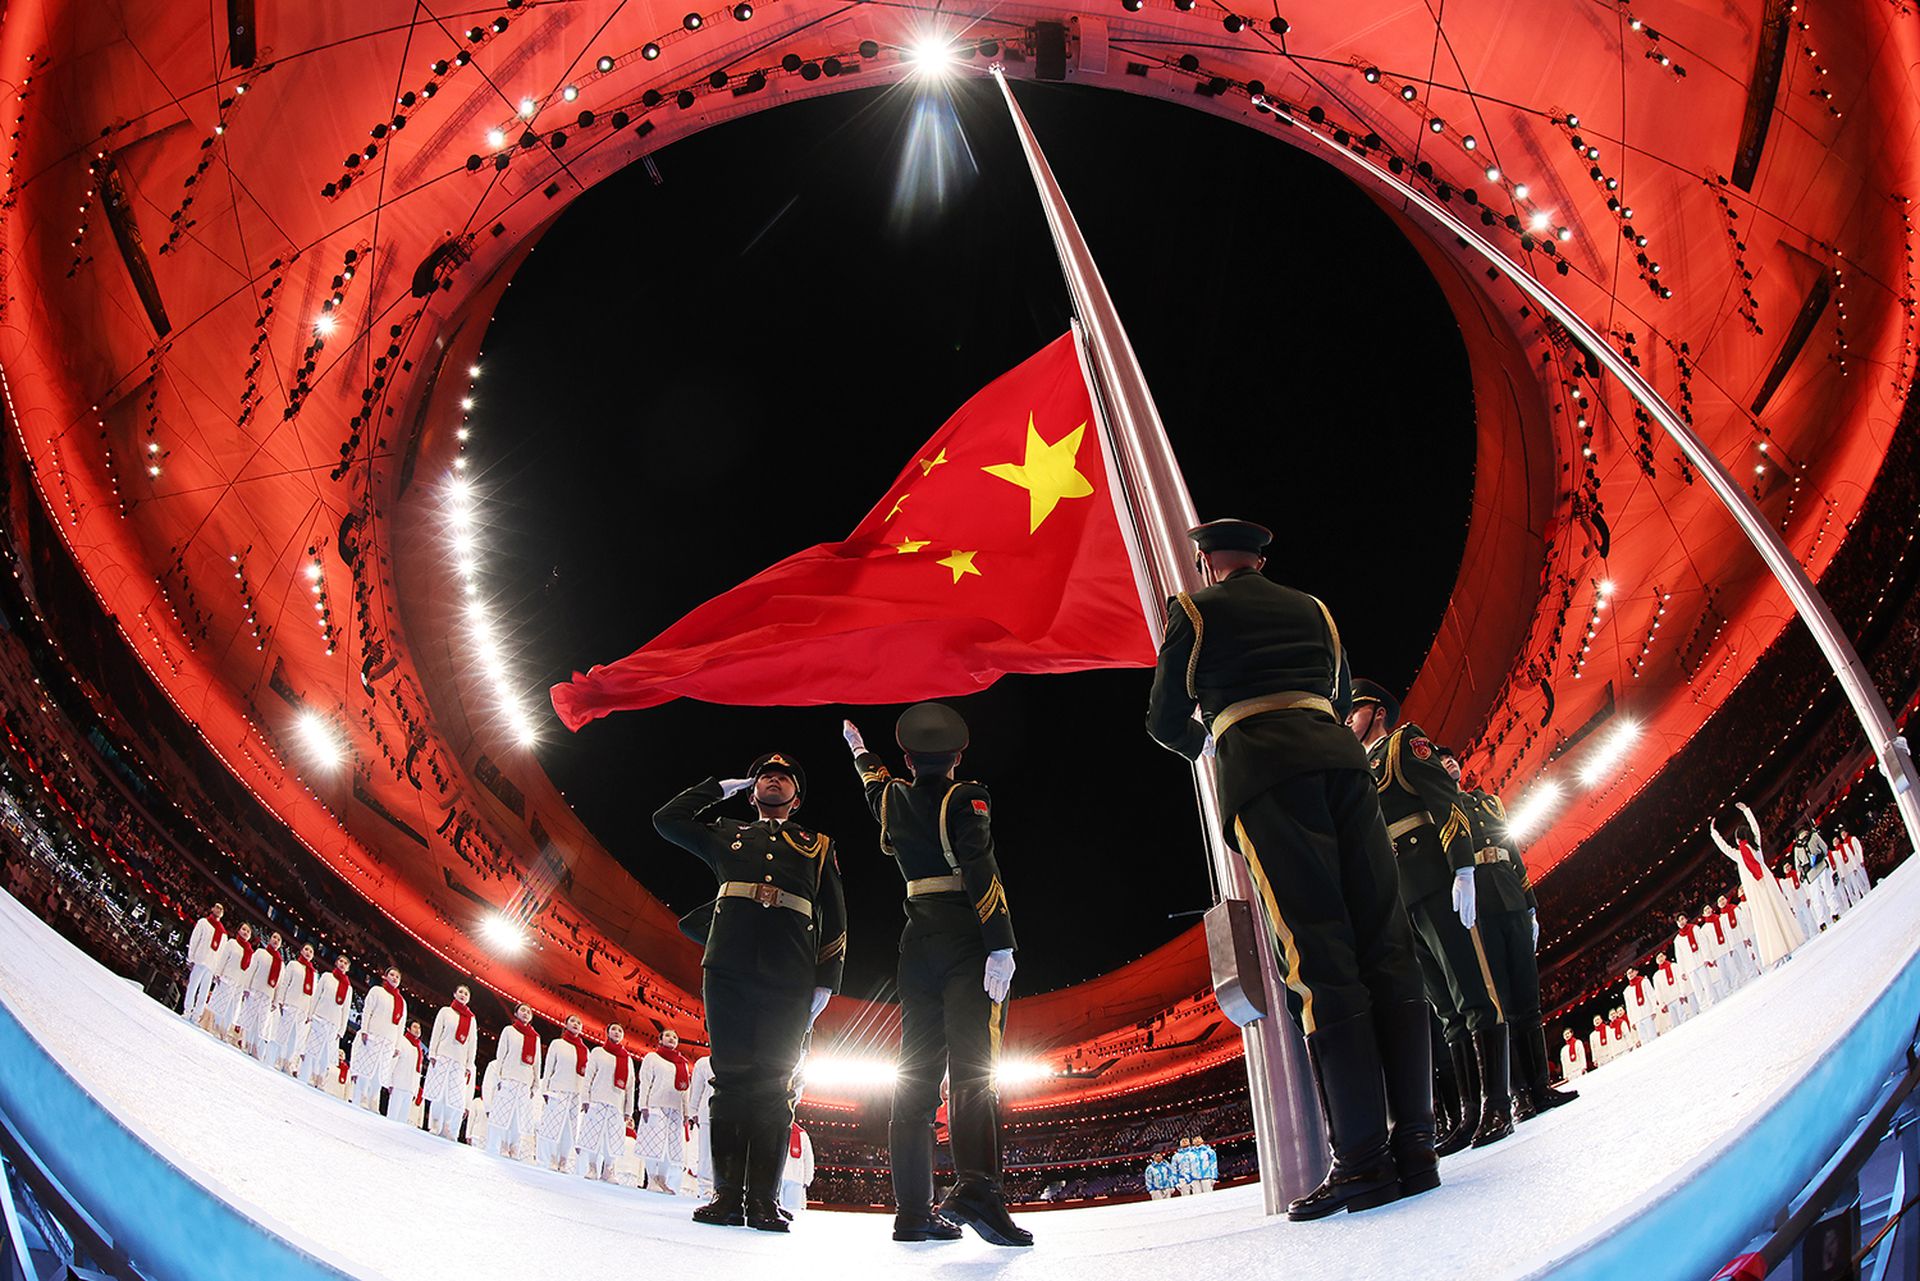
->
<box><xmin>972</xmin><ymin>799</ymin><xmax>990</xmax><ymax>814</ymax></box>
<box><xmin>1411</xmin><ymin>737</ymin><xmax>1432</xmax><ymax>759</ymax></box>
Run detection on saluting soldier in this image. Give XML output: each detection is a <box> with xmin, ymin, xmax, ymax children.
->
<box><xmin>1347</xmin><ymin>682</ymin><xmax>1512</xmax><ymax>1153</ymax></box>
<box><xmin>654</xmin><ymin>753</ymin><xmax>848</xmax><ymax>1233</ymax></box>
<box><xmin>1436</xmin><ymin>748</ymin><xmax>1578</xmax><ymax>1120</ymax></box>
<box><xmin>1145</xmin><ymin>519</ymin><xmax>1435</xmax><ymax>1222</ymax></box>
<box><xmin>843</xmin><ymin>704</ymin><xmax>1031</xmax><ymax>1249</ymax></box>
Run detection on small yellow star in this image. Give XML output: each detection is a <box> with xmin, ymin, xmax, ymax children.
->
<box><xmin>937</xmin><ymin>549</ymin><xmax>981</xmax><ymax>583</ymax></box>
<box><xmin>918</xmin><ymin>448</ymin><xmax>949</xmax><ymax>476</ymax></box>
<box><xmin>982</xmin><ymin>415</ymin><xmax>1094</xmax><ymax>533</ymax></box>
<box><xmin>885</xmin><ymin>494</ymin><xmax>910</xmax><ymax>522</ymax></box>
<box><xmin>893</xmin><ymin>537</ymin><xmax>930</xmax><ymax>554</ymax></box>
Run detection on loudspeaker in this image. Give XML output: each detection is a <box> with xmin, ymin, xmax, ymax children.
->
<box><xmin>1033</xmin><ymin>22</ymin><xmax>1067</xmax><ymax>81</ymax></box>
<box><xmin>1205</xmin><ymin>898</ymin><xmax>1270</xmax><ymax>1026</ymax></box>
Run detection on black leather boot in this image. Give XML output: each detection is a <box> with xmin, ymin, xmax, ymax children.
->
<box><xmin>941</xmin><ymin>1180</ymin><xmax>1033</xmax><ymax>1247</ymax></box>
<box><xmin>744</xmin><ymin>1112</ymin><xmax>791</xmax><ymax>1232</ymax></box>
<box><xmin>891</xmin><ymin>1119</ymin><xmax>963</xmax><ymax>1240</ymax></box>
<box><xmin>1431</xmin><ymin>1018</ymin><xmax>1461</xmax><ymax>1141</ymax></box>
<box><xmin>1435</xmin><ymin>1036</ymin><xmax>1478</xmax><ymax>1157</ymax></box>
<box><xmin>692</xmin><ymin>1111</ymin><xmax>747</xmax><ymax>1227</ymax></box>
<box><xmin>1469</xmin><ymin>1025</ymin><xmax>1515</xmax><ymax>1148</ymax></box>
<box><xmin>1373</xmin><ymin>1000</ymin><xmax>1440</xmax><ymax>1198</ymax></box>
<box><xmin>1521</xmin><ymin>1020</ymin><xmax>1578</xmax><ymax>1113</ymax></box>
<box><xmin>1286</xmin><ymin>1012</ymin><xmax>1401</xmax><ymax>1221</ymax></box>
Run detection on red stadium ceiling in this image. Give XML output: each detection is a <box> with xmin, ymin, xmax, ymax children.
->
<box><xmin>0</xmin><ymin>0</ymin><xmax>1913</xmax><ymax>1046</ymax></box>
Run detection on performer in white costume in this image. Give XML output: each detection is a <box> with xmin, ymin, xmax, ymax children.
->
<box><xmin>386</xmin><ymin>1020</ymin><xmax>427</xmax><ymax>1125</ymax></box>
<box><xmin>1651</xmin><ymin>953</ymin><xmax>1691</xmax><ymax>1028</ymax></box>
<box><xmin>1621</xmin><ymin>967</ymin><xmax>1659</xmax><ymax>1046</ymax></box>
<box><xmin>1608</xmin><ymin>1008</ymin><xmax>1636</xmax><ymax>1054</ymax></box>
<box><xmin>424</xmin><ymin>984</ymin><xmax>480</xmax><ymax>1140</ymax></box>
<box><xmin>636</xmin><ymin>1029</ymin><xmax>692</xmax><ymax>1194</ymax></box>
<box><xmin>1559</xmin><ymin>1027</ymin><xmax>1588</xmax><ymax>1079</ymax></box>
<box><xmin>687</xmin><ymin>1051</ymin><xmax>715</xmax><ymax>1198</ymax></box>
<box><xmin>301</xmin><ymin>956</ymin><xmax>354</xmax><ymax>1087</ymax></box>
<box><xmin>203</xmin><ymin>922</ymin><xmax>253</xmax><ymax>1038</ymax></box>
<box><xmin>1589</xmin><ymin>1013</ymin><xmax>1613</xmax><ymax>1068</ymax></box>
<box><xmin>1710</xmin><ymin>802</ymin><xmax>1805</xmax><ymax>969</ymax></box>
<box><xmin>781</xmin><ymin>1123</ymin><xmax>814</xmax><ymax>1215</ymax></box>
<box><xmin>179</xmin><ymin>901</ymin><xmax>225</xmax><ymax>1020</ymax></box>
<box><xmin>1672</xmin><ymin>914</ymin><xmax>1716</xmax><ymax>1012</ymax></box>
<box><xmin>488</xmin><ymin>1005</ymin><xmax>542</xmax><ymax>1159</ymax></box>
<box><xmin>239</xmin><ymin>930</ymin><xmax>284</xmax><ymax>1059</ymax></box>
<box><xmin>581</xmin><ymin>1023</ymin><xmax>636</xmax><ymax>1182</ymax></box>
<box><xmin>270</xmin><ymin>943</ymin><xmax>320</xmax><ymax>1072</ymax></box>
<box><xmin>351</xmin><ymin>966</ymin><xmax>408</xmax><ymax>1112</ymax></box>
<box><xmin>538</xmin><ymin>1014</ymin><xmax>591</xmax><ymax>1172</ymax></box>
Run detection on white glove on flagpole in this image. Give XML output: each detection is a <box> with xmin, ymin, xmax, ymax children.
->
<box><xmin>984</xmin><ymin>949</ymin><xmax>1016</xmax><ymax>1003</ymax></box>
<box><xmin>1451</xmin><ymin>867</ymin><xmax>1478</xmax><ymax>931</ymax></box>
<box><xmin>1529</xmin><ymin>909</ymin><xmax>1540</xmax><ymax>951</ymax></box>
<box><xmin>1200</xmin><ymin>734</ymin><xmax>1216</xmax><ymax>759</ymax></box>
<box><xmin>719</xmin><ymin>777</ymin><xmax>753</xmax><ymax>797</ymax></box>
<box><xmin>842</xmin><ymin>720</ymin><xmax>866</xmax><ymax>755</ymax></box>
<box><xmin>808</xmin><ymin>986</ymin><xmax>832</xmax><ymax>1024</ymax></box>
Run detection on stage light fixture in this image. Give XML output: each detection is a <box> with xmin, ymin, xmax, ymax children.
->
<box><xmin>1557</xmin><ymin>226</ymin><xmax>1574</xmax><ymax>241</ymax></box>
<box><xmin>683</xmin><ymin>11</ymin><xmax>703</xmax><ymax>29</ymax></box>
<box><xmin>480</xmin><ymin>914</ymin><xmax>527</xmax><ymax>952</ymax></box>
<box><xmin>1462</xmin><ymin>135</ymin><xmax>1476</xmax><ymax>150</ymax></box>
<box><xmin>1505</xmin><ymin>781</ymin><xmax>1564</xmax><ymax>842</ymax></box>
<box><xmin>733</xmin><ymin>1</ymin><xmax>753</xmax><ymax>18</ymax></box>
<box><xmin>295</xmin><ymin>710</ymin><xmax>347</xmax><ymax>769</ymax></box>
<box><xmin>1428</xmin><ymin>117</ymin><xmax>1444</xmax><ymax>133</ymax></box>
<box><xmin>562</xmin><ymin>84</ymin><xmax>579</xmax><ymax>101</ymax></box>
<box><xmin>643</xmin><ymin>42</ymin><xmax>661</xmax><ymax>59</ymax></box>
<box><xmin>1485</xmin><ymin>165</ymin><xmax>1501</xmax><ymax>182</ymax></box>
<box><xmin>314</xmin><ymin>314</ymin><xmax>337</xmax><ymax>336</ymax></box>
<box><xmin>518</xmin><ymin>97</ymin><xmax>537</xmax><ymax>118</ymax></box>
<box><xmin>906</xmin><ymin>35</ymin><xmax>957</xmax><ymax>72</ymax></box>
<box><xmin>1223</xmin><ymin>15</ymin><xmax>1244</xmax><ymax>32</ymax></box>
<box><xmin>1576</xmin><ymin>720</ymin><xmax>1640</xmax><ymax>788</ymax></box>
<box><xmin>460</xmin><ymin>396</ymin><xmax>475</xmax><ymax>410</ymax></box>
<box><xmin>993</xmin><ymin>1058</ymin><xmax>1054</xmax><ymax>1087</ymax></box>
<box><xmin>596</xmin><ymin>55</ymin><xmax>615</xmax><ymax>72</ymax></box>
<box><xmin>1269</xmin><ymin>15</ymin><xmax>1289</xmax><ymax>32</ymax></box>
<box><xmin>468</xmin><ymin>364</ymin><xmax>482</xmax><ymax>378</ymax></box>
<box><xmin>1363</xmin><ymin>66</ymin><xmax>1380</xmax><ymax>83</ymax></box>
<box><xmin>1122</xmin><ymin>0</ymin><xmax>1143</xmax><ymax>10</ymax></box>
<box><xmin>1512</xmin><ymin>182</ymin><xmax>1529</xmax><ymax>199</ymax></box>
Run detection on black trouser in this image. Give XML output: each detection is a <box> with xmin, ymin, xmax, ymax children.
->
<box><xmin>1229</xmin><ymin>769</ymin><xmax>1424</xmax><ymax>1035</ymax></box>
<box><xmin>1405</xmin><ymin>889</ymin><xmax>1503</xmax><ymax>1032</ymax></box>
<box><xmin>892</xmin><ymin>916</ymin><xmax>1007</xmax><ymax>1208</ymax></box>
<box><xmin>1414</xmin><ymin>928</ymin><xmax>1466</xmax><ymax>1044</ymax></box>
<box><xmin>704</xmin><ymin>967</ymin><xmax>812</xmax><ymax>1198</ymax></box>
<box><xmin>1476</xmin><ymin>905</ymin><xmax>1540</xmax><ymax>1024</ymax></box>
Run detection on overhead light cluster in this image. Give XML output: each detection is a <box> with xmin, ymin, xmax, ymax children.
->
<box><xmin>295</xmin><ymin>707</ymin><xmax>349</xmax><ymax>770</ymax></box>
<box><xmin>1630</xmin><ymin>590</ymin><xmax>1670</xmax><ymax>679</ymax></box>
<box><xmin>447</xmin><ymin>367</ymin><xmax>538</xmax><ymax>749</ymax></box>
<box><xmin>306</xmin><ymin>556</ymin><xmax>338</xmax><ymax>656</ymax></box>
<box><xmin>1571</xmin><ymin>577</ymin><xmax>1613</xmax><ymax>679</ymax></box>
<box><xmin>1504</xmin><ymin>719</ymin><xmax>1643</xmax><ymax>844</ymax></box>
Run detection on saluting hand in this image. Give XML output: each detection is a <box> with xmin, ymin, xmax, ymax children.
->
<box><xmin>842</xmin><ymin>720</ymin><xmax>866</xmax><ymax>755</ymax></box>
<box><xmin>719</xmin><ymin>777</ymin><xmax>753</xmax><ymax>798</ymax></box>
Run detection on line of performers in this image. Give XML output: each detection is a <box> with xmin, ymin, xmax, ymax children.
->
<box><xmin>1557</xmin><ymin>811</ymin><xmax>1874</xmax><ymax>1077</ymax></box>
<box><xmin>177</xmin><ymin>912</ymin><xmax>769</xmax><ymax>1198</ymax></box>
<box><xmin>1144</xmin><ymin>1138</ymin><xmax>1220</xmax><ymax>1198</ymax></box>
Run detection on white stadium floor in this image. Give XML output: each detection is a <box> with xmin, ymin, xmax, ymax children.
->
<box><xmin>2</xmin><ymin>850</ymin><xmax>1917</xmax><ymax>1281</ymax></box>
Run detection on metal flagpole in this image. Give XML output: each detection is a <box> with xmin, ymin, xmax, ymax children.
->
<box><xmin>991</xmin><ymin>67</ymin><xmax>1326</xmax><ymax>1213</ymax></box>
<box><xmin>1237</xmin><ymin>93</ymin><xmax>1920</xmax><ymax>858</ymax></box>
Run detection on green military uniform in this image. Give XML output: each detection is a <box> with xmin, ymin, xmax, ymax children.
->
<box><xmin>1146</xmin><ymin>519</ymin><xmax>1435</xmax><ymax>1221</ymax></box>
<box><xmin>854</xmin><ymin>706</ymin><xmax>1023</xmax><ymax>1245</ymax></box>
<box><xmin>653</xmin><ymin>761</ymin><xmax>847</xmax><ymax>1226</ymax></box>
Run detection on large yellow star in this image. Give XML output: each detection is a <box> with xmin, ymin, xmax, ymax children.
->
<box><xmin>893</xmin><ymin>537</ymin><xmax>930</xmax><ymax>554</ymax></box>
<box><xmin>937</xmin><ymin>549</ymin><xmax>981</xmax><ymax>583</ymax></box>
<box><xmin>982</xmin><ymin>415</ymin><xmax>1095</xmax><ymax>533</ymax></box>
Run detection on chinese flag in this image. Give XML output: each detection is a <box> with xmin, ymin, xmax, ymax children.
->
<box><xmin>550</xmin><ymin>332</ymin><xmax>1155</xmax><ymax>729</ymax></box>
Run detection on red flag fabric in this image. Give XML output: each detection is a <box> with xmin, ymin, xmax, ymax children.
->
<box><xmin>551</xmin><ymin>333</ymin><xmax>1153</xmax><ymax>728</ymax></box>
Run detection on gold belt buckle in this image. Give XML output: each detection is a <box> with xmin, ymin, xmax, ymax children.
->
<box><xmin>753</xmin><ymin>884</ymin><xmax>779</xmax><ymax>908</ymax></box>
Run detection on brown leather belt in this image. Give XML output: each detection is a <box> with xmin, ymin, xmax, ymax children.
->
<box><xmin>1386</xmin><ymin>812</ymin><xmax>1434</xmax><ymax>841</ymax></box>
<box><xmin>1210</xmin><ymin>691</ymin><xmax>1338</xmax><ymax>740</ymax></box>
<box><xmin>718</xmin><ymin>881</ymin><xmax>813</xmax><ymax>916</ymax></box>
<box><xmin>907</xmin><ymin>874</ymin><xmax>965</xmax><ymax>898</ymax></box>
<box><xmin>1474</xmin><ymin>846</ymin><xmax>1512</xmax><ymax>866</ymax></box>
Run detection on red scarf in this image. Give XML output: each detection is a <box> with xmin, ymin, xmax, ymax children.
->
<box><xmin>203</xmin><ymin>916</ymin><xmax>226</xmax><ymax>952</ymax></box>
<box><xmin>562</xmin><ymin>1029</ymin><xmax>588</xmax><ymax>1076</ymax></box>
<box><xmin>264</xmin><ymin>948</ymin><xmax>283</xmax><ymax>988</ymax></box>
<box><xmin>1703</xmin><ymin>916</ymin><xmax>1726</xmax><ymax>946</ymax></box>
<box><xmin>1611</xmin><ymin>1015</ymin><xmax>1630</xmax><ymax>1036</ymax></box>
<box><xmin>790</xmin><ymin>1123</ymin><xmax>804</xmax><ymax>1160</ymax></box>
<box><xmin>237</xmin><ymin>936</ymin><xmax>256</xmax><ymax>967</ymax></box>
<box><xmin>1723</xmin><ymin>903</ymin><xmax>1741</xmax><ymax>929</ymax></box>
<box><xmin>405</xmin><ymin>1030</ymin><xmax>425</xmax><ymax>1076</ymax></box>
<box><xmin>1659</xmin><ymin>960</ymin><xmax>1675</xmax><ymax>984</ymax></box>
<box><xmin>610</xmin><ymin>1042</ymin><xmax>631</xmax><ymax>1091</ymax></box>
<box><xmin>1676</xmin><ymin>924</ymin><xmax>1697</xmax><ymax>950</ymax></box>
<box><xmin>381</xmin><ymin>980</ymin><xmax>405</xmax><ymax>1025</ymax></box>
<box><xmin>331</xmin><ymin>967</ymin><xmax>351</xmax><ymax>1005</ymax></box>
<box><xmin>296</xmin><ymin>958</ymin><xmax>315</xmax><ymax>997</ymax></box>
<box><xmin>337</xmin><ymin>1059</ymin><xmax>349</xmax><ymax>1084</ymax></box>
<box><xmin>1784</xmin><ymin>864</ymin><xmax>1801</xmax><ymax>887</ymax></box>
<box><xmin>512</xmin><ymin>1018</ymin><xmax>538</xmax><ymax>1066</ymax></box>
<box><xmin>1565</xmin><ymin>1037</ymin><xmax>1584</xmax><ymax>1065</ymax></box>
<box><xmin>1737</xmin><ymin>839</ymin><xmax>1764</xmax><ymax>881</ymax></box>
<box><xmin>1629</xmin><ymin>975</ymin><xmax>1646</xmax><ymax>1003</ymax></box>
<box><xmin>450</xmin><ymin>1000</ymin><xmax>473</xmax><ymax>1044</ymax></box>
<box><xmin>657</xmin><ymin>1044</ymin><xmax>691</xmax><ymax>1091</ymax></box>
<box><xmin>1595</xmin><ymin>1024</ymin><xmax>1609</xmax><ymax>1045</ymax></box>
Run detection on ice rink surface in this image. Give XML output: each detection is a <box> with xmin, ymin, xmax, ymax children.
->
<box><xmin>3</xmin><ymin>854</ymin><xmax>1917</xmax><ymax>1281</ymax></box>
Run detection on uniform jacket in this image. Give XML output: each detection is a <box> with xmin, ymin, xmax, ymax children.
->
<box><xmin>854</xmin><ymin>752</ymin><xmax>1015</xmax><ymax>954</ymax></box>
<box><xmin>1463</xmin><ymin>788</ymin><xmax>1537</xmax><ymax>914</ymax></box>
<box><xmin>1145</xmin><ymin>568</ymin><xmax>1366</xmax><ymax>829</ymax></box>
<box><xmin>654</xmin><ymin>779</ymin><xmax>848</xmax><ymax>992</ymax></box>
<box><xmin>1367</xmin><ymin>725</ymin><xmax>1474</xmax><ymax>904</ymax></box>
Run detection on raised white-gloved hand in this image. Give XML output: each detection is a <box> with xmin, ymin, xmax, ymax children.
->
<box><xmin>719</xmin><ymin>777</ymin><xmax>753</xmax><ymax>797</ymax></box>
<box><xmin>808</xmin><ymin>986</ymin><xmax>832</xmax><ymax>1024</ymax></box>
<box><xmin>842</xmin><ymin>720</ymin><xmax>866</xmax><ymax>755</ymax></box>
<box><xmin>984</xmin><ymin>949</ymin><xmax>1016</xmax><ymax>1003</ymax></box>
<box><xmin>1451</xmin><ymin>867</ymin><xmax>1478</xmax><ymax>931</ymax></box>
<box><xmin>1200</xmin><ymin>734</ymin><xmax>1217</xmax><ymax>759</ymax></box>
<box><xmin>1529</xmin><ymin>909</ymin><xmax>1540</xmax><ymax>951</ymax></box>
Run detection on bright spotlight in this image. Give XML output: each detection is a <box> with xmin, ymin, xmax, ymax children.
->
<box><xmin>993</xmin><ymin>1058</ymin><xmax>1053</xmax><ymax>1087</ymax></box>
<box><xmin>905</xmin><ymin>35</ymin><xmax>957</xmax><ymax>71</ymax></box>
<box><xmin>295</xmin><ymin>710</ymin><xmax>347</xmax><ymax>769</ymax></box>
<box><xmin>304</xmin><ymin>562</ymin><xmax>323</xmax><ymax>582</ymax></box>
<box><xmin>1529</xmin><ymin>211</ymin><xmax>1551</xmax><ymax>232</ymax></box>
<box><xmin>562</xmin><ymin>84</ymin><xmax>579</xmax><ymax>102</ymax></box>
<box><xmin>1512</xmin><ymin>183</ymin><xmax>1530</xmax><ymax>200</ymax></box>
<box><xmin>1577</xmin><ymin>719</ymin><xmax>1640</xmax><ymax>788</ymax></box>
<box><xmin>518</xmin><ymin>97</ymin><xmax>537</xmax><ymax>119</ymax></box>
<box><xmin>596</xmin><ymin>55</ymin><xmax>615</xmax><ymax>73</ymax></box>
<box><xmin>1598</xmin><ymin>579</ymin><xmax>1616</xmax><ymax>596</ymax></box>
<box><xmin>480</xmin><ymin>913</ymin><xmax>527</xmax><ymax>951</ymax></box>
<box><xmin>486</xmin><ymin>128</ymin><xmax>506</xmax><ymax>148</ymax></box>
<box><xmin>468</xmin><ymin>364</ymin><xmax>482</xmax><ymax>378</ymax></box>
<box><xmin>460</xmin><ymin>396</ymin><xmax>475</xmax><ymax>411</ymax></box>
<box><xmin>800</xmin><ymin>1055</ymin><xmax>900</xmax><ymax>1089</ymax></box>
<box><xmin>1504</xmin><ymin>781</ymin><xmax>1563</xmax><ymax>842</ymax></box>
<box><xmin>314</xmin><ymin>314</ymin><xmax>337</xmax><ymax>336</ymax></box>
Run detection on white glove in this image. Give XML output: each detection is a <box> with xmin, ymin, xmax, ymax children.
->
<box><xmin>842</xmin><ymin>720</ymin><xmax>866</xmax><ymax>755</ymax></box>
<box><xmin>1451</xmin><ymin>867</ymin><xmax>1478</xmax><ymax>931</ymax></box>
<box><xmin>1529</xmin><ymin>909</ymin><xmax>1540</xmax><ymax>951</ymax></box>
<box><xmin>984</xmin><ymin>949</ymin><xmax>1016</xmax><ymax>1003</ymax></box>
<box><xmin>719</xmin><ymin>777</ymin><xmax>753</xmax><ymax>797</ymax></box>
<box><xmin>808</xmin><ymin>986</ymin><xmax>832</xmax><ymax>1023</ymax></box>
<box><xmin>1200</xmin><ymin>734</ymin><xmax>1216</xmax><ymax>759</ymax></box>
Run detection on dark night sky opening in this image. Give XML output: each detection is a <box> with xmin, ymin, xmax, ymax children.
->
<box><xmin>476</xmin><ymin>81</ymin><xmax>1474</xmax><ymax>998</ymax></box>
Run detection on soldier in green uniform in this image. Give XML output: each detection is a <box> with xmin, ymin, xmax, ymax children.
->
<box><xmin>842</xmin><ymin>703</ymin><xmax>1031</xmax><ymax>1248</ymax></box>
<box><xmin>1146</xmin><ymin>519</ymin><xmax>1436</xmax><ymax>1222</ymax></box>
<box><xmin>653</xmin><ymin>753</ymin><xmax>847</xmax><ymax>1233</ymax></box>
<box><xmin>1436</xmin><ymin>747</ymin><xmax>1578</xmax><ymax>1120</ymax></box>
<box><xmin>1346</xmin><ymin>681</ymin><xmax>1513</xmax><ymax>1152</ymax></box>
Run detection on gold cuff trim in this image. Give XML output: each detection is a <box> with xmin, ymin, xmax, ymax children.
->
<box><xmin>907</xmin><ymin>874</ymin><xmax>965</xmax><ymax>897</ymax></box>
<box><xmin>974</xmin><ymin>876</ymin><xmax>1009</xmax><ymax>924</ymax></box>
<box><xmin>816</xmin><ymin>932</ymin><xmax>846</xmax><ymax>963</ymax></box>
<box><xmin>1211</xmin><ymin>691</ymin><xmax>1337</xmax><ymax>740</ymax></box>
